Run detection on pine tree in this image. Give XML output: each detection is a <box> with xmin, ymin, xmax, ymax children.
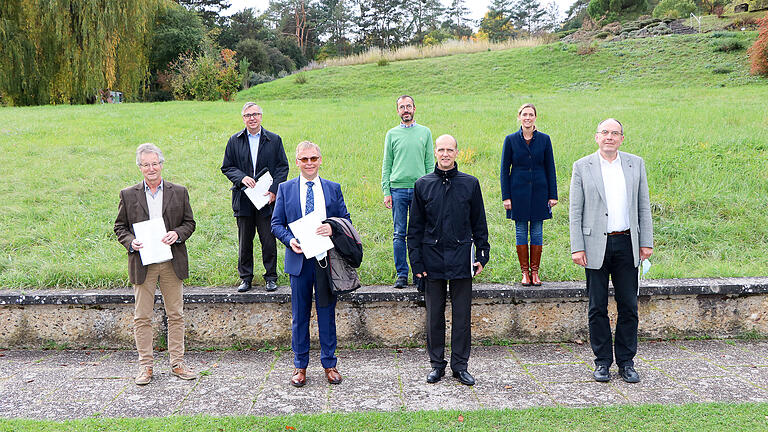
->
<box><xmin>512</xmin><ymin>0</ymin><xmax>546</xmax><ymax>34</ymax></box>
<box><xmin>447</xmin><ymin>0</ymin><xmax>470</xmax><ymax>30</ymax></box>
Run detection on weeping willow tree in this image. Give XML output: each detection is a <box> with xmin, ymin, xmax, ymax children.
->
<box><xmin>0</xmin><ymin>0</ymin><xmax>166</xmax><ymax>105</ymax></box>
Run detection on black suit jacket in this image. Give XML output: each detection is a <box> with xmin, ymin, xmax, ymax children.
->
<box><xmin>113</xmin><ymin>181</ymin><xmax>196</xmax><ymax>285</ymax></box>
<box><xmin>221</xmin><ymin>127</ymin><xmax>290</xmax><ymax>217</ymax></box>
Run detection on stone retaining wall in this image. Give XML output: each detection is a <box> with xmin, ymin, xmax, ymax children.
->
<box><xmin>1</xmin><ymin>277</ymin><xmax>767</xmax><ymax>349</ymax></box>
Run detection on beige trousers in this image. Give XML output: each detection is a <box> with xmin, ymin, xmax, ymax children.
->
<box><xmin>133</xmin><ymin>261</ymin><xmax>185</xmax><ymax>367</ymax></box>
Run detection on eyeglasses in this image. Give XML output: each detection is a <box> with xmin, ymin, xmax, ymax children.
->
<box><xmin>298</xmin><ymin>156</ymin><xmax>319</xmax><ymax>163</ymax></box>
<box><xmin>139</xmin><ymin>162</ymin><xmax>162</xmax><ymax>169</ymax></box>
<box><xmin>598</xmin><ymin>130</ymin><xmax>623</xmax><ymax>137</ymax></box>
<box><xmin>243</xmin><ymin>113</ymin><xmax>262</xmax><ymax>119</ymax></box>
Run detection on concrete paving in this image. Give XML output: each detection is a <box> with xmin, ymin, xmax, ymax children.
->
<box><xmin>2</xmin><ymin>339</ymin><xmax>768</xmax><ymax>419</ymax></box>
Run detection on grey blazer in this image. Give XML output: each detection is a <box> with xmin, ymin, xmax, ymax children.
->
<box><xmin>569</xmin><ymin>151</ymin><xmax>653</xmax><ymax>270</ymax></box>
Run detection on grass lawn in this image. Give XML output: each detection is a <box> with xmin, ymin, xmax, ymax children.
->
<box><xmin>1</xmin><ymin>33</ymin><xmax>767</xmax><ymax>288</ymax></box>
<box><xmin>2</xmin><ymin>403</ymin><xmax>768</xmax><ymax>431</ymax></box>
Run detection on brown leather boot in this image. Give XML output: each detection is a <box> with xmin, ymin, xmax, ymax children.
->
<box><xmin>530</xmin><ymin>245</ymin><xmax>543</xmax><ymax>286</ymax></box>
<box><xmin>516</xmin><ymin>245</ymin><xmax>532</xmax><ymax>286</ymax></box>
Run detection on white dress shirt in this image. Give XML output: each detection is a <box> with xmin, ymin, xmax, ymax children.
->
<box><xmin>599</xmin><ymin>152</ymin><xmax>630</xmax><ymax>232</ymax></box>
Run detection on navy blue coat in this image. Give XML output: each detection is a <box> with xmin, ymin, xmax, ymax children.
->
<box><xmin>500</xmin><ymin>128</ymin><xmax>558</xmax><ymax>221</ymax></box>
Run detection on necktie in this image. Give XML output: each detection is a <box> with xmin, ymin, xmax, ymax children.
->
<box><xmin>305</xmin><ymin>181</ymin><xmax>314</xmax><ymax>215</ymax></box>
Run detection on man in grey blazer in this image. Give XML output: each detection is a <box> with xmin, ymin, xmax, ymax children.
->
<box><xmin>569</xmin><ymin>118</ymin><xmax>653</xmax><ymax>383</ymax></box>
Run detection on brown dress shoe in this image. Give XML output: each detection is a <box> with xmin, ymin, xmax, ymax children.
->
<box><xmin>171</xmin><ymin>362</ymin><xmax>197</xmax><ymax>380</ymax></box>
<box><xmin>530</xmin><ymin>245</ymin><xmax>543</xmax><ymax>286</ymax></box>
<box><xmin>291</xmin><ymin>368</ymin><xmax>307</xmax><ymax>387</ymax></box>
<box><xmin>516</xmin><ymin>245</ymin><xmax>532</xmax><ymax>286</ymax></box>
<box><xmin>324</xmin><ymin>367</ymin><xmax>342</xmax><ymax>385</ymax></box>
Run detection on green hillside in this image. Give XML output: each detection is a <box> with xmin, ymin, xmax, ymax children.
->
<box><xmin>241</xmin><ymin>32</ymin><xmax>760</xmax><ymax>100</ymax></box>
<box><xmin>1</xmin><ymin>32</ymin><xmax>767</xmax><ymax>288</ymax></box>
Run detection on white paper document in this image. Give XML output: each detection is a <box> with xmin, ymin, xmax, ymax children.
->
<box><xmin>288</xmin><ymin>211</ymin><xmax>334</xmax><ymax>259</ymax></box>
<box><xmin>133</xmin><ymin>218</ymin><xmax>173</xmax><ymax>266</ymax></box>
<box><xmin>244</xmin><ymin>171</ymin><xmax>273</xmax><ymax>210</ymax></box>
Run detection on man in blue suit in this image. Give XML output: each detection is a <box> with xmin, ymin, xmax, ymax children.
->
<box><xmin>271</xmin><ymin>140</ymin><xmax>351</xmax><ymax>388</ymax></box>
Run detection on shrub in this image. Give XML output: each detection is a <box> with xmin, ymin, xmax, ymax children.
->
<box><xmin>217</xmin><ymin>49</ymin><xmax>241</xmax><ymax>101</ymax></box>
<box><xmin>168</xmin><ymin>52</ymin><xmax>197</xmax><ymax>100</ymax></box>
<box><xmin>710</xmin><ymin>30</ymin><xmax>735</xmax><ymax>38</ymax></box>
<box><xmin>712</xmin><ymin>37</ymin><xmax>745</xmax><ymax>52</ymax></box>
<box><xmin>167</xmin><ymin>49</ymin><xmax>241</xmax><ymax>101</ymax></box>
<box><xmin>727</xmin><ymin>17</ymin><xmax>758</xmax><ymax>31</ymax></box>
<box><xmin>293</xmin><ymin>72</ymin><xmax>307</xmax><ymax>84</ymax></box>
<box><xmin>248</xmin><ymin>71</ymin><xmax>275</xmax><ymax>86</ymax></box>
<box><xmin>577</xmin><ymin>42</ymin><xmax>597</xmax><ymax>55</ymax></box>
<box><xmin>748</xmin><ymin>15</ymin><xmax>768</xmax><ymax>76</ymax></box>
<box><xmin>711</xmin><ymin>66</ymin><xmax>733</xmax><ymax>74</ymax></box>
<box><xmin>652</xmin><ymin>0</ymin><xmax>696</xmax><ymax>19</ymax></box>
<box><xmin>190</xmin><ymin>55</ymin><xmax>220</xmax><ymax>101</ymax></box>
<box><xmin>377</xmin><ymin>58</ymin><xmax>389</xmax><ymax>66</ymax></box>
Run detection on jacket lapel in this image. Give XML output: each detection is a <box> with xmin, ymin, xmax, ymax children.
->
<box><xmin>162</xmin><ymin>181</ymin><xmax>173</xmax><ymax>216</ymax></box>
<box><xmin>292</xmin><ymin>177</ymin><xmax>302</xmax><ymax>220</ymax></box>
<box><xmin>135</xmin><ymin>183</ymin><xmax>149</xmax><ymax>218</ymax></box>
<box><xmin>320</xmin><ymin>177</ymin><xmax>332</xmax><ymax>215</ymax></box>
<box><xmin>587</xmin><ymin>153</ymin><xmax>607</xmax><ymax>206</ymax></box>
<box><xmin>620</xmin><ymin>152</ymin><xmax>635</xmax><ymax>205</ymax></box>
<box><xmin>256</xmin><ymin>128</ymin><xmax>269</xmax><ymax>167</ymax></box>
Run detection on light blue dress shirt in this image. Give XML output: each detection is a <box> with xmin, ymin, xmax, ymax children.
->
<box><xmin>247</xmin><ymin>129</ymin><xmax>261</xmax><ymax>176</ymax></box>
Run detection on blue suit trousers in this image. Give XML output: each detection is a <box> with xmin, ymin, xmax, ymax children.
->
<box><xmin>290</xmin><ymin>258</ymin><xmax>338</xmax><ymax>369</ymax></box>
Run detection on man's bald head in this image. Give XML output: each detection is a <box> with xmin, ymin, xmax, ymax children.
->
<box><xmin>435</xmin><ymin>134</ymin><xmax>458</xmax><ymax>150</ymax></box>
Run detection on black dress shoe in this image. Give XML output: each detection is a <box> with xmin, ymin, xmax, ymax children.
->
<box><xmin>426</xmin><ymin>367</ymin><xmax>445</xmax><ymax>383</ymax></box>
<box><xmin>593</xmin><ymin>365</ymin><xmax>610</xmax><ymax>382</ymax></box>
<box><xmin>394</xmin><ymin>277</ymin><xmax>407</xmax><ymax>289</ymax></box>
<box><xmin>452</xmin><ymin>370</ymin><xmax>475</xmax><ymax>386</ymax></box>
<box><xmin>265</xmin><ymin>280</ymin><xmax>277</xmax><ymax>292</ymax></box>
<box><xmin>237</xmin><ymin>281</ymin><xmax>251</xmax><ymax>293</ymax></box>
<box><xmin>619</xmin><ymin>366</ymin><xmax>640</xmax><ymax>383</ymax></box>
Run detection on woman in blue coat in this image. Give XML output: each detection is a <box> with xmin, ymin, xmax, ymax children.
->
<box><xmin>500</xmin><ymin>103</ymin><xmax>558</xmax><ymax>286</ymax></box>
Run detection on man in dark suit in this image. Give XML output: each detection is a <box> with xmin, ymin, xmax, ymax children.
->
<box><xmin>222</xmin><ymin>102</ymin><xmax>290</xmax><ymax>292</ymax></box>
<box><xmin>271</xmin><ymin>141</ymin><xmax>350</xmax><ymax>388</ymax></box>
<box><xmin>570</xmin><ymin>118</ymin><xmax>653</xmax><ymax>383</ymax></box>
<box><xmin>114</xmin><ymin>143</ymin><xmax>196</xmax><ymax>386</ymax></box>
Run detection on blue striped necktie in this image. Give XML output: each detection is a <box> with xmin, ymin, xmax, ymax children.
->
<box><xmin>305</xmin><ymin>181</ymin><xmax>314</xmax><ymax>215</ymax></box>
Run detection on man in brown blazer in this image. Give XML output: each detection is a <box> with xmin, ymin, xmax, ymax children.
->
<box><xmin>114</xmin><ymin>143</ymin><xmax>196</xmax><ymax>385</ymax></box>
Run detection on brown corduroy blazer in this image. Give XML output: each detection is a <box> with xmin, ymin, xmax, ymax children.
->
<box><xmin>114</xmin><ymin>181</ymin><xmax>196</xmax><ymax>285</ymax></box>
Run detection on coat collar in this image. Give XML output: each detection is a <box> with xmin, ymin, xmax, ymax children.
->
<box><xmin>236</xmin><ymin>127</ymin><xmax>270</xmax><ymax>141</ymax></box>
<box><xmin>433</xmin><ymin>162</ymin><xmax>459</xmax><ymax>178</ymax></box>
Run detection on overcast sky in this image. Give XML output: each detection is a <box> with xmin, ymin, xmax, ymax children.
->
<box><xmin>222</xmin><ymin>0</ymin><xmax>571</xmax><ymax>23</ymax></box>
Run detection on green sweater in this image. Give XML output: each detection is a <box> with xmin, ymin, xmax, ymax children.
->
<box><xmin>381</xmin><ymin>123</ymin><xmax>434</xmax><ymax>195</ymax></box>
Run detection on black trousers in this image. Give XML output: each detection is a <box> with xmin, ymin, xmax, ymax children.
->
<box><xmin>586</xmin><ymin>233</ymin><xmax>638</xmax><ymax>368</ymax></box>
<box><xmin>425</xmin><ymin>277</ymin><xmax>472</xmax><ymax>372</ymax></box>
<box><xmin>236</xmin><ymin>205</ymin><xmax>277</xmax><ymax>283</ymax></box>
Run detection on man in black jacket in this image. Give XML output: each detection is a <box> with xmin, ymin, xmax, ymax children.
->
<box><xmin>222</xmin><ymin>102</ymin><xmax>290</xmax><ymax>292</ymax></box>
<box><xmin>408</xmin><ymin>134</ymin><xmax>490</xmax><ymax>386</ymax></box>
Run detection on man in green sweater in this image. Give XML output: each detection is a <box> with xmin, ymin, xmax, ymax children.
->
<box><xmin>381</xmin><ymin>95</ymin><xmax>434</xmax><ymax>288</ymax></box>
